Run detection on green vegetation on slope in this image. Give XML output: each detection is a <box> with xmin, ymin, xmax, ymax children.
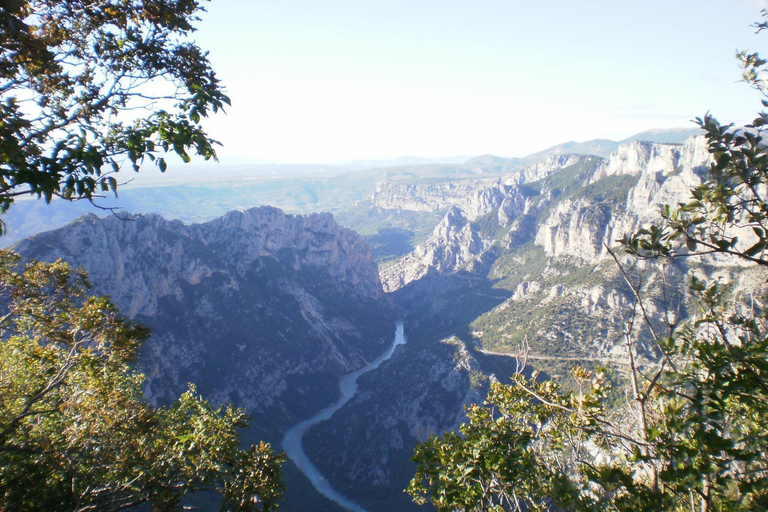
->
<box><xmin>408</xmin><ymin>22</ymin><xmax>768</xmax><ymax>509</ymax></box>
<box><xmin>0</xmin><ymin>252</ymin><xmax>283</xmax><ymax>511</ymax></box>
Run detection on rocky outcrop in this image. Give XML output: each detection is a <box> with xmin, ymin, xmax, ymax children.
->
<box><xmin>377</xmin><ymin>155</ymin><xmax>599</xmax><ymax>291</ymax></box>
<box><xmin>379</xmin><ymin>207</ymin><xmax>485</xmax><ymax>292</ymax></box>
<box><xmin>538</xmin><ymin>136</ymin><xmax>711</xmax><ymax>261</ymax></box>
<box><xmin>534</xmin><ymin>198</ymin><xmax>611</xmax><ymax>261</ymax></box>
<box><xmin>370</xmin><ymin>154</ymin><xmax>593</xmax><ymax>221</ymax></box>
<box><xmin>14</xmin><ymin>206</ymin><xmax>396</xmax><ymax>430</ymax></box>
<box><xmin>371</xmin><ymin>179</ymin><xmax>507</xmax><ymax>220</ymax></box>
<box><xmin>590</xmin><ymin>140</ymin><xmax>681</xmax><ymax>182</ymax></box>
<box><xmin>515</xmin><ymin>153</ymin><xmax>596</xmax><ymax>184</ymax></box>
<box><xmin>602</xmin><ymin>136</ymin><xmax>709</xmax><ymax>218</ymax></box>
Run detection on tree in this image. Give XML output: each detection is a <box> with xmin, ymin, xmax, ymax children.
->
<box><xmin>0</xmin><ymin>250</ymin><xmax>284</xmax><ymax>511</ymax></box>
<box><xmin>0</xmin><ymin>3</ymin><xmax>286</xmax><ymax>510</ymax></box>
<box><xmin>0</xmin><ymin>0</ymin><xmax>229</xmax><ymax>232</ymax></box>
<box><xmin>408</xmin><ymin>13</ymin><xmax>768</xmax><ymax>512</ymax></box>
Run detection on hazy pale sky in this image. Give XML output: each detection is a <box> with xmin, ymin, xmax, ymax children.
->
<box><xmin>190</xmin><ymin>0</ymin><xmax>768</xmax><ymax>163</ymax></box>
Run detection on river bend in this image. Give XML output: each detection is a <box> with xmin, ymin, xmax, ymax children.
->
<box><xmin>281</xmin><ymin>320</ymin><xmax>407</xmax><ymax>512</ymax></box>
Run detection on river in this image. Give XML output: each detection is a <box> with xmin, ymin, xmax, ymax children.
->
<box><xmin>281</xmin><ymin>320</ymin><xmax>407</xmax><ymax>512</ymax></box>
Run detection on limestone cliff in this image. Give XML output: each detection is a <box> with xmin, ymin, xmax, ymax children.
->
<box><xmin>371</xmin><ymin>178</ymin><xmax>512</xmax><ymax>220</ymax></box>
<box><xmin>543</xmin><ymin>136</ymin><xmax>711</xmax><ymax>261</ymax></box>
<box><xmin>14</xmin><ymin>206</ymin><xmax>396</xmax><ymax>434</ymax></box>
<box><xmin>379</xmin><ymin>207</ymin><xmax>485</xmax><ymax>292</ymax></box>
<box><xmin>381</xmin><ymin>137</ymin><xmax>712</xmax><ymax>294</ymax></box>
<box><xmin>370</xmin><ymin>154</ymin><xmax>587</xmax><ymax>221</ymax></box>
<box><xmin>377</xmin><ymin>154</ymin><xmax>598</xmax><ymax>292</ymax></box>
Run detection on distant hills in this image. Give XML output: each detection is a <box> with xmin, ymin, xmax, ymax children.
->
<box><xmin>205</xmin><ymin>127</ymin><xmax>701</xmax><ymax>176</ymax></box>
<box><xmin>128</xmin><ymin>127</ymin><xmax>705</xmax><ymax>185</ymax></box>
<box><xmin>346</xmin><ymin>127</ymin><xmax>702</xmax><ymax>170</ymax></box>
<box><xmin>464</xmin><ymin>126</ymin><xmax>702</xmax><ymax>170</ymax></box>
<box><xmin>620</xmin><ymin>127</ymin><xmax>703</xmax><ymax>145</ymax></box>
<box><xmin>0</xmin><ymin>127</ymin><xmax>702</xmax><ymax>247</ymax></box>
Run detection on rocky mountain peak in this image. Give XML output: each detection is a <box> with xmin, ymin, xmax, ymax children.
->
<box><xmin>380</xmin><ymin>135</ymin><xmax>714</xmax><ymax>293</ymax></box>
<box><xmin>535</xmin><ymin>137</ymin><xmax>711</xmax><ymax>261</ymax></box>
<box><xmin>199</xmin><ymin>206</ymin><xmax>384</xmax><ymax>297</ymax></box>
<box><xmin>380</xmin><ymin>206</ymin><xmax>485</xmax><ymax>292</ymax></box>
<box><xmin>588</xmin><ymin>137</ymin><xmax>706</xmax><ymax>183</ymax></box>
<box><xmin>14</xmin><ymin>207</ymin><xmax>395</xmax><ymax>428</ymax></box>
<box><xmin>442</xmin><ymin>205</ymin><xmax>464</xmax><ymax>224</ymax></box>
<box><xmin>516</xmin><ymin>153</ymin><xmax>596</xmax><ymax>184</ymax></box>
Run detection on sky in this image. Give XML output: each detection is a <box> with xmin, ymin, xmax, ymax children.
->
<box><xmin>187</xmin><ymin>0</ymin><xmax>768</xmax><ymax>164</ymax></box>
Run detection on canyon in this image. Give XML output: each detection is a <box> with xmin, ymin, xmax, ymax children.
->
<box><xmin>12</xmin><ymin>129</ymin><xmax>749</xmax><ymax>511</ymax></box>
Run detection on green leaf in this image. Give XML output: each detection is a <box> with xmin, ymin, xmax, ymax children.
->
<box><xmin>744</xmin><ymin>241</ymin><xmax>765</xmax><ymax>256</ymax></box>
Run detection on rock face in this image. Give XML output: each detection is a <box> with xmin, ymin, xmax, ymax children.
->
<box><xmin>533</xmin><ymin>137</ymin><xmax>711</xmax><ymax>262</ymax></box>
<box><xmin>14</xmin><ymin>206</ymin><xmax>396</xmax><ymax>434</ymax></box>
<box><xmin>371</xmin><ymin>178</ymin><xmax>511</xmax><ymax>220</ymax></box>
<box><xmin>534</xmin><ymin>197</ymin><xmax>610</xmax><ymax>261</ymax></box>
<box><xmin>377</xmin><ymin>155</ymin><xmax>599</xmax><ymax>292</ymax></box>
<box><xmin>302</xmin><ymin>136</ymin><xmax>726</xmax><ymax>511</ymax></box>
<box><xmin>515</xmin><ymin>153</ymin><xmax>590</xmax><ymax>184</ymax></box>
<box><xmin>590</xmin><ymin>140</ymin><xmax>682</xmax><ymax>182</ymax></box>
<box><xmin>370</xmin><ymin>155</ymin><xmax>584</xmax><ymax>221</ymax></box>
<box><xmin>379</xmin><ymin>207</ymin><xmax>485</xmax><ymax>292</ymax></box>
<box><xmin>381</xmin><ymin>137</ymin><xmax>712</xmax><ymax>293</ymax></box>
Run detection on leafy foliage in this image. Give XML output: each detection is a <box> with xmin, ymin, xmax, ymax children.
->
<box><xmin>408</xmin><ymin>12</ymin><xmax>768</xmax><ymax>512</ymax></box>
<box><xmin>0</xmin><ymin>251</ymin><xmax>283</xmax><ymax>511</ymax></box>
<box><xmin>0</xmin><ymin>0</ymin><xmax>230</xmax><ymax>231</ymax></box>
<box><xmin>408</xmin><ymin>372</ymin><xmax>600</xmax><ymax>512</ymax></box>
<box><xmin>620</xmin><ymin>14</ymin><xmax>768</xmax><ymax>266</ymax></box>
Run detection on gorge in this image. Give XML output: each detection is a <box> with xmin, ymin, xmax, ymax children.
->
<box><xmin>9</xmin><ymin>130</ymin><xmax>749</xmax><ymax>511</ymax></box>
<box><xmin>4</xmin><ymin>1</ymin><xmax>765</xmax><ymax>509</ymax></box>
<box><xmin>282</xmin><ymin>320</ymin><xmax>407</xmax><ymax>512</ymax></box>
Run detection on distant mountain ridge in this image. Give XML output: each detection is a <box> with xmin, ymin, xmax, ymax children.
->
<box><xmin>0</xmin><ymin>127</ymin><xmax>702</xmax><ymax>247</ymax></box>
<box><xmin>463</xmin><ymin>126</ymin><xmax>702</xmax><ymax>169</ymax></box>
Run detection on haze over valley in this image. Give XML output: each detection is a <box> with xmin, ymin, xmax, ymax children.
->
<box><xmin>13</xmin><ymin>127</ymin><xmax>757</xmax><ymax>511</ymax></box>
<box><xmin>4</xmin><ymin>1</ymin><xmax>768</xmax><ymax>510</ymax></box>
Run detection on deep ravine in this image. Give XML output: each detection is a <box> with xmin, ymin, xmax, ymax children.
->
<box><xmin>281</xmin><ymin>320</ymin><xmax>407</xmax><ymax>512</ymax></box>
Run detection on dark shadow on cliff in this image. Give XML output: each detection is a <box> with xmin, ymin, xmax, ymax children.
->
<box><xmin>392</xmin><ymin>267</ymin><xmax>513</xmax><ymax>347</ymax></box>
<box><xmin>364</xmin><ymin>227</ymin><xmax>415</xmax><ymax>262</ymax></box>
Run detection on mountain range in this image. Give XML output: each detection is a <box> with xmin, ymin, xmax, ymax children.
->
<box><xmin>11</xmin><ymin>127</ymin><xmax>746</xmax><ymax>512</ymax></box>
<box><xmin>15</xmin><ymin>207</ymin><xmax>394</xmax><ymax>436</ymax></box>
<box><xmin>1</xmin><ymin>127</ymin><xmax>700</xmax><ymax>248</ymax></box>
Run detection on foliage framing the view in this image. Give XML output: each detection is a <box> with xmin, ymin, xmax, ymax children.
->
<box><xmin>408</xmin><ymin>13</ymin><xmax>768</xmax><ymax>512</ymax></box>
<box><xmin>0</xmin><ymin>0</ymin><xmax>230</xmax><ymax>232</ymax></box>
<box><xmin>0</xmin><ymin>251</ymin><xmax>284</xmax><ymax>511</ymax></box>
